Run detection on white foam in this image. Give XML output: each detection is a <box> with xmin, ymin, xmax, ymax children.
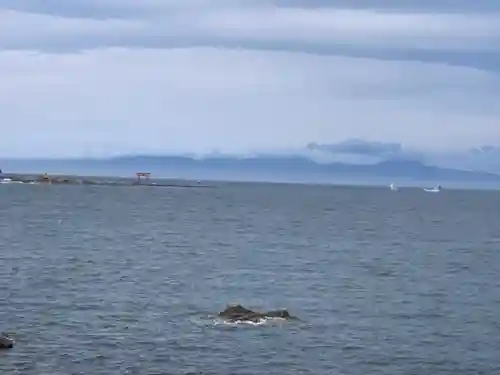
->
<box><xmin>212</xmin><ymin>317</ymin><xmax>287</xmax><ymax>327</ymax></box>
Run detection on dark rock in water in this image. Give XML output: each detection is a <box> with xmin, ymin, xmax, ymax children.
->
<box><xmin>263</xmin><ymin>309</ymin><xmax>292</xmax><ymax>319</ymax></box>
<box><xmin>0</xmin><ymin>333</ymin><xmax>14</xmax><ymax>349</ymax></box>
<box><xmin>218</xmin><ymin>304</ymin><xmax>296</xmax><ymax>323</ymax></box>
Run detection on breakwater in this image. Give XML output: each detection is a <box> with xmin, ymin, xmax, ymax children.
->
<box><xmin>0</xmin><ymin>172</ymin><xmax>209</xmax><ymax>188</ymax></box>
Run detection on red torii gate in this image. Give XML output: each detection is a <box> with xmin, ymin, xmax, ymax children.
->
<box><xmin>135</xmin><ymin>172</ymin><xmax>151</xmax><ymax>183</ymax></box>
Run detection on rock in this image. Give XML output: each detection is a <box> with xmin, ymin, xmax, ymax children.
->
<box><xmin>218</xmin><ymin>304</ymin><xmax>296</xmax><ymax>323</ymax></box>
<box><xmin>0</xmin><ymin>333</ymin><xmax>14</xmax><ymax>349</ymax></box>
<box><xmin>262</xmin><ymin>309</ymin><xmax>292</xmax><ymax>319</ymax></box>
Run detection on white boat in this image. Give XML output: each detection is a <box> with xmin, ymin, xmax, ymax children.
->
<box><xmin>389</xmin><ymin>183</ymin><xmax>399</xmax><ymax>191</ymax></box>
<box><xmin>423</xmin><ymin>184</ymin><xmax>441</xmax><ymax>193</ymax></box>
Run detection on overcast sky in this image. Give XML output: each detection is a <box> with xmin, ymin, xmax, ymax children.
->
<box><xmin>1</xmin><ymin>0</ymin><xmax>499</xmax><ymax>157</ymax></box>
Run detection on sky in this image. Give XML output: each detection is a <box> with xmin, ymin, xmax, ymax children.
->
<box><xmin>0</xmin><ymin>0</ymin><xmax>499</xmax><ymax>158</ymax></box>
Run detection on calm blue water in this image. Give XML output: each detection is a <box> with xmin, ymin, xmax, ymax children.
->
<box><xmin>1</xmin><ymin>182</ymin><xmax>499</xmax><ymax>374</ymax></box>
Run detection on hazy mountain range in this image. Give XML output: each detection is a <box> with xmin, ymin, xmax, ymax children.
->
<box><xmin>2</xmin><ymin>139</ymin><xmax>500</xmax><ymax>187</ymax></box>
<box><xmin>302</xmin><ymin>139</ymin><xmax>500</xmax><ymax>174</ymax></box>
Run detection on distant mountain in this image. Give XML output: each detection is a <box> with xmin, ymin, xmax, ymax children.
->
<box><xmin>2</xmin><ymin>139</ymin><xmax>500</xmax><ymax>185</ymax></box>
<box><xmin>301</xmin><ymin>140</ymin><xmax>500</xmax><ymax>174</ymax></box>
<box><xmin>307</xmin><ymin>139</ymin><xmax>404</xmax><ymax>157</ymax></box>
<box><xmin>95</xmin><ymin>154</ymin><xmax>500</xmax><ymax>182</ymax></box>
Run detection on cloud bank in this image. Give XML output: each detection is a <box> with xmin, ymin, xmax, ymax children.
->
<box><xmin>0</xmin><ymin>0</ymin><xmax>499</xmax><ymax>157</ymax></box>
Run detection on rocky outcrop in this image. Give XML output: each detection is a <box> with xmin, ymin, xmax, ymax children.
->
<box><xmin>0</xmin><ymin>333</ymin><xmax>14</xmax><ymax>349</ymax></box>
<box><xmin>218</xmin><ymin>304</ymin><xmax>296</xmax><ymax>323</ymax></box>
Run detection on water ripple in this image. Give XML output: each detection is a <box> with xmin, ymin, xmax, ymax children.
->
<box><xmin>1</xmin><ymin>183</ymin><xmax>500</xmax><ymax>374</ymax></box>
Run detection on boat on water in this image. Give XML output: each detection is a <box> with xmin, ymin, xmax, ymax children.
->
<box><xmin>423</xmin><ymin>184</ymin><xmax>441</xmax><ymax>193</ymax></box>
<box><xmin>389</xmin><ymin>183</ymin><xmax>399</xmax><ymax>191</ymax></box>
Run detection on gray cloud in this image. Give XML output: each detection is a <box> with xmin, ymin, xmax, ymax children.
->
<box><xmin>3</xmin><ymin>0</ymin><xmax>499</xmax><ymax>16</ymax></box>
<box><xmin>0</xmin><ymin>0</ymin><xmax>499</xmax><ymax>157</ymax></box>
<box><xmin>274</xmin><ymin>0</ymin><xmax>500</xmax><ymax>12</ymax></box>
<box><xmin>1</xmin><ymin>1</ymin><xmax>499</xmax><ymax>56</ymax></box>
<box><xmin>1</xmin><ymin>47</ymin><xmax>499</xmax><ymax>157</ymax></box>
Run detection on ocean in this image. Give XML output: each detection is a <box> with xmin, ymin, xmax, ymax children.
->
<box><xmin>1</xmin><ymin>181</ymin><xmax>499</xmax><ymax>374</ymax></box>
